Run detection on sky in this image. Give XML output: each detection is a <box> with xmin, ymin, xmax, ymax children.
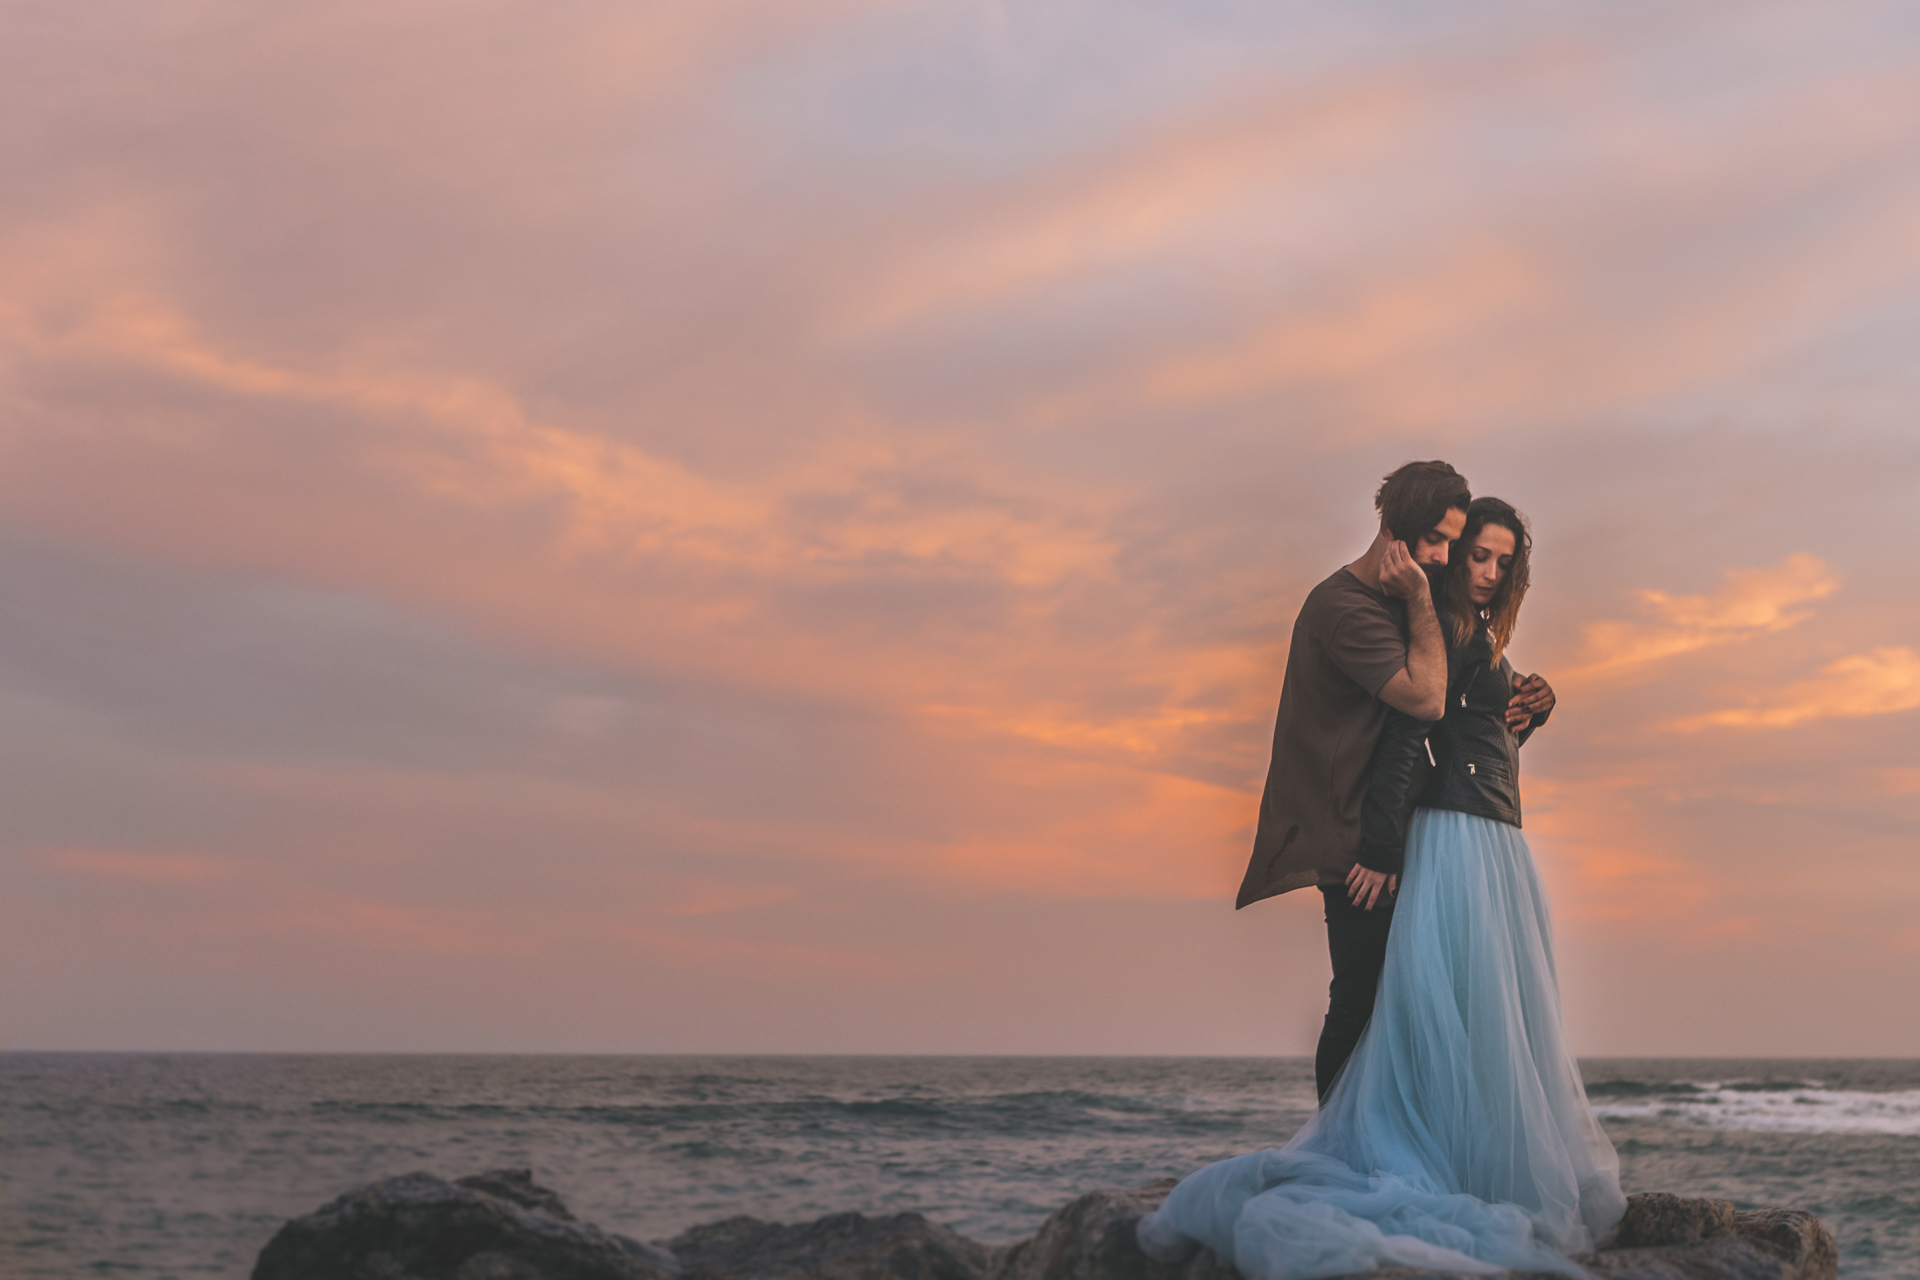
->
<box><xmin>1</xmin><ymin>0</ymin><xmax>1917</xmax><ymax>1056</ymax></box>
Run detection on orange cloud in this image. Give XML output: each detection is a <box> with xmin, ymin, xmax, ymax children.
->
<box><xmin>916</xmin><ymin>642</ymin><xmax>1265</xmax><ymax>764</ymax></box>
<box><xmin>1566</xmin><ymin>553</ymin><xmax>1839</xmax><ymax>682</ymax></box>
<box><xmin>1522</xmin><ymin>775</ymin><xmax>1714</xmax><ymax>926</ymax></box>
<box><xmin>1670</xmin><ymin>645</ymin><xmax>1920</xmax><ymax>731</ymax></box>
<box><xmin>917</xmin><ymin>757</ymin><xmax>1251</xmax><ymax>901</ymax></box>
<box><xmin>0</xmin><ymin>281</ymin><xmax>1122</xmax><ymax>698</ymax></box>
<box><xmin>921</xmin><ymin>703</ymin><xmax>1233</xmax><ymax>757</ymax></box>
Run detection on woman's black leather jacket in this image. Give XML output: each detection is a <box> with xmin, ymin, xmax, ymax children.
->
<box><xmin>1354</xmin><ymin>611</ymin><xmax>1549</xmax><ymax>877</ymax></box>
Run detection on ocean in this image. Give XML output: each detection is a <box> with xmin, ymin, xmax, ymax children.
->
<box><xmin>2</xmin><ymin>1055</ymin><xmax>1914</xmax><ymax>1279</ymax></box>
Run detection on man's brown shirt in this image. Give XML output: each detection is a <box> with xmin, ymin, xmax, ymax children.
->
<box><xmin>1236</xmin><ymin>566</ymin><xmax>1411</xmax><ymax>907</ymax></box>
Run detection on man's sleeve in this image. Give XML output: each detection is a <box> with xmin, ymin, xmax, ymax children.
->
<box><xmin>1327</xmin><ymin>599</ymin><xmax>1410</xmax><ymax>698</ymax></box>
<box><xmin>1516</xmin><ymin>701</ymin><xmax>1552</xmax><ymax>747</ymax></box>
<box><xmin>1356</xmin><ymin>707</ymin><xmax>1433</xmax><ymax>877</ymax></box>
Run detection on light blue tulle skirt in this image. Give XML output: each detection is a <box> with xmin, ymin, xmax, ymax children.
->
<box><xmin>1139</xmin><ymin>809</ymin><xmax>1625</xmax><ymax>1280</ymax></box>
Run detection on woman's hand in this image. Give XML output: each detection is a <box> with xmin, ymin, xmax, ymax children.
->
<box><xmin>1507</xmin><ymin>673</ymin><xmax>1555</xmax><ymax>730</ymax></box>
<box><xmin>1345</xmin><ymin>863</ymin><xmax>1399</xmax><ymax>911</ymax></box>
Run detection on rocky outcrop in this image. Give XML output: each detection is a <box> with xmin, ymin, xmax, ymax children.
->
<box><xmin>1579</xmin><ymin>1195</ymin><xmax>1839</xmax><ymax>1280</ymax></box>
<box><xmin>996</xmin><ymin>1183</ymin><xmax>1836</xmax><ymax>1280</ymax></box>
<box><xmin>993</xmin><ymin>1184</ymin><xmax>1836</xmax><ymax>1280</ymax></box>
<box><xmin>665</xmin><ymin>1211</ymin><xmax>990</xmax><ymax>1280</ymax></box>
<box><xmin>252</xmin><ymin>1171</ymin><xmax>1836</xmax><ymax>1280</ymax></box>
<box><xmin>249</xmin><ymin>1169</ymin><xmax>676</xmax><ymax>1280</ymax></box>
<box><xmin>988</xmin><ymin>1183</ymin><xmax>1229</xmax><ymax>1280</ymax></box>
<box><xmin>455</xmin><ymin>1170</ymin><xmax>582</xmax><ymax>1224</ymax></box>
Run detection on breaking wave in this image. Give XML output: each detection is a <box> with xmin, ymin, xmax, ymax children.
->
<box><xmin>1589</xmin><ymin>1080</ymin><xmax>1920</xmax><ymax>1136</ymax></box>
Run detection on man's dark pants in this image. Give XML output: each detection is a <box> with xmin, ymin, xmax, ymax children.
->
<box><xmin>1315</xmin><ymin>884</ymin><xmax>1396</xmax><ymax>1101</ymax></box>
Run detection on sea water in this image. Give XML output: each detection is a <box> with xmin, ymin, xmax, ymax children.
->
<box><xmin>2</xmin><ymin>1055</ymin><xmax>1913</xmax><ymax>1279</ymax></box>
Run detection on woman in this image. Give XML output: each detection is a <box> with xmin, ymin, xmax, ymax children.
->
<box><xmin>1138</xmin><ymin>498</ymin><xmax>1624</xmax><ymax>1280</ymax></box>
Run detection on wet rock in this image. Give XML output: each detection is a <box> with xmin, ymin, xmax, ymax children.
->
<box><xmin>1609</xmin><ymin>1192</ymin><xmax>1739</xmax><ymax>1248</ymax></box>
<box><xmin>250</xmin><ymin>1169</ymin><xmax>674</xmax><ymax>1280</ymax></box>
<box><xmin>1577</xmin><ymin>1200</ymin><xmax>1839</xmax><ymax>1280</ymax></box>
<box><xmin>989</xmin><ymin>1183</ymin><xmax>1237</xmax><ymax>1280</ymax></box>
<box><xmin>992</xmin><ymin>1184</ymin><xmax>1834</xmax><ymax>1280</ymax></box>
<box><xmin>992</xmin><ymin>1182</ymin><xmax>1180</xmax><ymax>1280</ymax></box>
<box><xmin>457</xmin><ymin>1170</ymin><xmax>580</xmax><ymax>1224</ymax></box>
<box><xmin>663</xmin><ymin>1210</ymin><xmax>991</xmax><ymax>1280</ymax></box>
<box><xmin>253</xmin><ymin>1175</ymin><xmax>1834</xmax><ymax>1280</ymax></box>
<box><xmin>1729</xmin><ymin>1207</ymin><xmax>1841</xmax><ymax>1278</ymax></box>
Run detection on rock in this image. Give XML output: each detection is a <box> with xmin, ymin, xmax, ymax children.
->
<box><xmin>992</xmin><ymin>1181</ymin><xmax>1178</xmax><ymax>1280</ymax></box>
<box><xmin>250</xmin><ymin>1169</ymin><xmax>676</xmax><ymax>1280</ymax></box>
<box><xmin>254</xmin><ymin>1174</ymin><xmax>1835</xmax><ymax>1280</ymax></box>
<box><xmin>1609</xmin><ymin>1192</ymin><xmax>1739</xmax><ymax>1247</ymax></box>
<box><xmin>991</xmin><ymin>1184</ymin><xmax>1834</xmax><ymax>1280</ymax></box>
<box><xmin>663</xmin><ymin>1210</ymin><xmax>991</xmax><ymax>1280</ymax></box>
<box><xmin>989</xmin><ymin>1181</ymin><xmax>1228</xmax><ymax>1280</ymax></box>
<box><xmin>1577</xmin><ymin>1200</ymin><xmax>1839</xmax><ymax>1280</ymax></box>
<box><xmin>457</xmin><ymin>1171</ymin><xmax>580</xmax><ymax>1223</ymax></box>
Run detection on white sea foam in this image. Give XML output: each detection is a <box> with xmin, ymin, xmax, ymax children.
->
<box><xmin>1592</xmin><ymin>1084</ymin><xmax>1920</xmax><ymax>1137</ymax></box>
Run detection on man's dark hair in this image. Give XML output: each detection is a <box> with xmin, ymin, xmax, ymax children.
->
<box><xmin>1374</xmin><ymin>461</ymin><xmax>1471</xmax><ymax>546</ymax></box>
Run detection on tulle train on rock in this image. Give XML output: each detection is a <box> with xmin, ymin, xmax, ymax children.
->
<box><xmin>1138</xmin><ymin>809</ymin><xmax>1625</xmax><ymax>1280</ymax></box>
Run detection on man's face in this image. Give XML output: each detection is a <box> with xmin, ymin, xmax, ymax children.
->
<box><xmin>1409</xmin><ymin>506</ymin><xmax>1467</xmax><ymax>567</ymax></box>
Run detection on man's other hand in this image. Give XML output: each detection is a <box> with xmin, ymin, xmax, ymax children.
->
<box><xmin>1507</xmin><ymin>673</ymin><xmax>1556</xmax><ymax>730</ymax></box>
<box><xmin>1345</xmin><ymin>863</ymin><xmax>1398</xmax><ymax>911</ymax></box>
<box><xmin>1378</xmin><ymin>540</ymin><xmax>1428</xmax><ymax>600</ymax></box>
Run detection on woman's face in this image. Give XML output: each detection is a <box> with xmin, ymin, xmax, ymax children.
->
<box><xmin>1465</xmin><ymin>523</ymin><xmax>1516</xmax><ymax>605</ymax></box>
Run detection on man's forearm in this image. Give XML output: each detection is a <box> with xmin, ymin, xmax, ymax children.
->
<box><xmin>1403</xmin><ymin>592</ymin><xmax>1445</xmax><ymax>718</ymax></box>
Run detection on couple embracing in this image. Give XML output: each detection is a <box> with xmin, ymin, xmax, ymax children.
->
<box><xmin>1139</xmin><ymin>462</ymin><xmax>1625</xmax><ymax>1280</ymax></box>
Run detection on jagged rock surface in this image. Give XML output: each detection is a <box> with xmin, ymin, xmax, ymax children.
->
<box><xmin>989</xmin><ymin>1182</ymin><xmax>1228</xmax><ymax>1280</ymax></box>
<box><xmin>1577</xmin><ymin>1200</ymin><xmax>1839</xmax><ymax>1280</ymax></box>
<box><xmin>1003</xmin><ymin>1183</ymin><xmax>1835</xmax><ymax>1280</ymax></box>
<box><xmin>249</xmin><ymin>1169</ymin><xmax>675</xmax><ymax>1280</ymax></box>
<box><xmin>665</xmin><ymin>1211</ymin><xmax>990</xmax><ymax>1280</ymax></box>
<box><xmin>252</xmin><ymin>1172</ymin><xmax>1835</xmax><ymax>1280</ymax></box>
<box><xmin>996</xmin><ymin>1183</ymin><xmax>1835</xmax><ymax>1280</ymax></box>
<box><xmin>456</xmin><ymin>1170</ymin><xmax>581</xmax><ymax>1224</ymax></box>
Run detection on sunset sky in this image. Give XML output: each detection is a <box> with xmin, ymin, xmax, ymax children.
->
<box><xmin>3</xmin><ymin>0</ymin><xmax>1917</xmax><ymax>1056</ymax></box>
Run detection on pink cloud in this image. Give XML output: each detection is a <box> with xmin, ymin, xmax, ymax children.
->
<box><xmin>619</xmin><ymin>925</ymin><xmax>960</xmax><ymax>984</ymax></box>
<box><xmin>35</xmin><ymin>848</ymin><xmax>230</xmax><ymax>884</ymax></box>
<box><xmin>210</xmin><ymin>897</ymin><xmax>545</xmax><ymax>958</ymax></box>
<box><xmin>663</xmin><ymin>883</ymin><xmax>798</xmax><ymax>917</ymax></box>
<box><xmin>3</xmin><ymin>0</ymin><xmax>1920</xmax><ymax>1054</ymax></box>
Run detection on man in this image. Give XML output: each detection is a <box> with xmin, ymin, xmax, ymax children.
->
<box><xmin>1234</xmin><ymin>461</ymin><xmax>1467</xmax><ymax>1101</ymax></box>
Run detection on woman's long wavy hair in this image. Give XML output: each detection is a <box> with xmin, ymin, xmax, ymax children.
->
<box><xmin>1447</xmin><ymin>497</ymin><xmax>1531</xmax><ymax>665</ymax></box>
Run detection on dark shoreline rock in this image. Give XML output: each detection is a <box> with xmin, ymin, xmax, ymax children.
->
<box><xmin>666</xmin><ymin>1211</ymin><xmax>990</xmax><ymax>1280</ymax></box>
<box><xmin>249</xmin><ymin>1170</ymin><xmax>676</xmax><ymax>1280</ymax></box>
<box><xmin>251</xmin><ymin>1170</ymin><xmax>1835</xmax><ymax>1280</ymax></box>
<box><xmin>1580</xmin><ymin>1196</ymin><xmax>1838</xmax><ymax>1280</ymax></box>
